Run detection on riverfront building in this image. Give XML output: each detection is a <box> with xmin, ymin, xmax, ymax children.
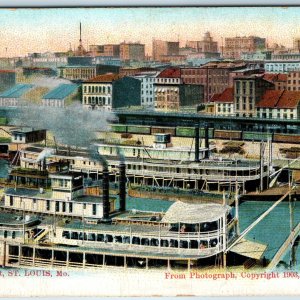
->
<box><xmin>256</xmin><ymin>90</ymin><xmax>300</xmax><ymax>120</ymax></box>
<box><xmin>42</xmin><ymin>84</ymin><xmax>79</xmax><ymax>108</ymax></box>
<box><xmin>82</xmin><ymin>73</ymin><xmax>141</xmax><ymax>110</ymax></box>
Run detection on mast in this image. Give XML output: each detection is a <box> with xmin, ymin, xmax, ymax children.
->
<box><xmin>235</xmin><ymin>180</ymin><xmax>240</xmax><ymax>235</ymax></box>
<box><xmin>259</xmin><ymin>141</ymin><xmax>266</xmax><ymax>192</ymax></box>
<box><xmin>288</xmin><ymin>163</ymin><xmax>296</xmax><ymax>268</ymax></box>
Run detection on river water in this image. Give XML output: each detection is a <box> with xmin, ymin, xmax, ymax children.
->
<box><xmin>0</xmin><ymin>159</ymin><xmax>8</xmax><ymax>178</ymax></box>
<box><xmin>0</xmin><ymin>159</ymin><xmax>299</xmax><ymax>266</ymax></box>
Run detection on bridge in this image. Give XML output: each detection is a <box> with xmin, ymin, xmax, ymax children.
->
<box><xmin>115</xmin><ymin>110</ymin><xmax>300</xmax><ymax>134</ymax></box>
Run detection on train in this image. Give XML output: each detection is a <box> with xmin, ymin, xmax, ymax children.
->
<box><xmin>110</xmin><ymin>124</ymin><xmax>300</xmax><ymax>144</ymax></box>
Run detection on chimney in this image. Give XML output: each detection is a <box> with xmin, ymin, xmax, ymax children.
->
<box><xmin>194</xmin><ymin>126</ymin><xmax>200</xmax><ymax>162</ymax></box>
<box><xmin>102</xmin><ymin>164</ymin><xmax>111</xmax><ymax>223</ymax></box>
<box><xmin>204</xmin><ymin>125</ymin><xmax>209</xmax><ymax>159</ymax></box>
<box><xmin>119</xmin><ymin>161</ymin><xmax>126</xmax><ymax>212</ymax></box>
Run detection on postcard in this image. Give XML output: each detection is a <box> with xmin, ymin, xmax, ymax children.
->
<box><xmin>0</xmin><ymin>6</ymin><xmax>299</xmax><ymax>297</ymax></box>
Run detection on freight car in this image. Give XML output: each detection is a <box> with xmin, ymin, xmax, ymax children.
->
<box><xmin>111</xmin><ymin>124</ymin><xmax>127</xmax><ymax>133</ymax></box>
<box><xmin>214</xmin><ymin>130</ymin><xmax>242</xmax><ymax>140</ymax></box>
<box><xmin>151</xmin><ymin>126</ymin><xmax>176</xmax><ymax>136</ymax></box>
<box><xmin>175</xmin><ymin>127</ymin><xmax>196</xmax><ymax>137</ymax></box>
<box><xmin>273</xmin><ymin>133</ymin><xmax>300</xmax><ymax>144</ymax></box>
<box><xmin>127</xmin><ymin>125</ymin><xmax>151</xmax><ymax>135</ymax></box>
<box><xmin>242</xmin><ymin>131</ymin><xmax>273</xmax><ymax>141</ymax></box>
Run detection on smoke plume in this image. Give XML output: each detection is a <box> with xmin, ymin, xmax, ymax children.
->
<box><xmin>9</xmin><ymin>102</ymin><xmax>116</xmax><ymax>147</ymax></box>
<box><xmin>31</xmin><ymin>76</ymin><xmax>73</xmax><ymax>89</ymax></box>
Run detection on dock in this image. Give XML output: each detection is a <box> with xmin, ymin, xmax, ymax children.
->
<box><xmin>267</xmin><ymin>222</ymin><xmax>300</xmax><ymax>269</ymax></box>
<box><xmin>242</xmin><ymin>185</ymin><xmax>300</xmax><ymax>201</ymax></box>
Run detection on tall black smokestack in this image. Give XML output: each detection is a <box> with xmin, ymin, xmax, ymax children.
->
<box><xmin>116</xmin><ymin>147</ymin><xmax>126</xmax><ymax>212</ymax></box>
<box><xmin>119</xmin><ymin>161</ymin><xmax>126</xmax><ymax>212</ymax></box>
<box><xmin>88</xmin><ymin>145</ymin><xmax>111</xmax><ymax>223</ymax></box>
<box><xmin>204</xmin><ymin>125</ymin><xmax>209</xmax><ymax>159</ymax></box>
<box><xmin>195</xmin><ymin>126</ymin><xmax>199</xmax><ymax>162</ymax></box>
<box><xmin>102</xmin><ymin>162</ymin><xmax>111</xmax><ymax>223</ymax></box>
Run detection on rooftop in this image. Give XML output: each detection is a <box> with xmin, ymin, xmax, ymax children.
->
<box><xmin>11</xmin><ymin>127</ymin><xmax>43</xmax><ymax>134</ymax></box>
<box><xmin>0</xmin><ymin>84</ymin><xmax>33</xmax><ymax>98</ymax></box>
<box><xmin>157</xmin><ymin>67</ymin><xmax>181</xmax><ymax>78</ymax></box>
<box><xmin>210</xmin><ymin>87</ymin><xmax>234</xmax><ymax>103</ymax></box>
<box><xmin>257</xmin><ymin>90</ymin><xmax>300</xmax><ymax>109</ymax></box>
<box><xmin>42</xmin><ymin>84</ymin><xmax>78</xmax><ymax>100</ymax></box>
<box><xmin>85</xmin><ymin>73</ymin><xmax>121</xmax><ymax>83</ymax></box>
<box><xmin>263</xmin><ymin>73</ymin><xmax>287</xmax><ymax>82</ymax></box>
<box><xmin>201</xmin><ymin>61</ymin><xmax>247</xmax><ymax>69</ymax></box>
<box><xmin>162</xmin><ymin>202</ymin><xmax>229</xmax><ymax>224</ymax></box>
<box><xmin>5</xmin><ymin>187</ymin><xmax>53</xmax><ymax>199</ymax></box>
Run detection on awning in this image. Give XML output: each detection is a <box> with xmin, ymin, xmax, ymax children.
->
<box><xmin>161</xmin><ymin>201</ymin><xmax>229</xmax><ymax>224</ymax></box>
<box><xmin>229</xmin><ymin>238</ymin><xmax>268</xmax><ymax>260</ymax></box>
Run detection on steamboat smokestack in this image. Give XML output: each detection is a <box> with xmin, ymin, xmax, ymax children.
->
<box><xmin>119</xmin><ymin>161</ymin><xmax>126</xmax><ymax>212</ymax></box>
<box><xmin>102</xmin><ymin>163</ymin><xmax>111</xmax><ymax>223</ymax></box>
<box><xmin>194</xmin><ymin>126</ymin><xmax>200</xmax><ymax>162</ymax></box>
<box><xmin>88</xmin><ymin>145</ymin><xmax>111</xmax><ymax>223</ymax></box>
<box><xmin>204</xmin><ymin>125</ymin><xmax>209</xmax><ymax>159</ymax></box>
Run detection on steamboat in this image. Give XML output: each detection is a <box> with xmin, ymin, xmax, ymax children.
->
<box><xmin>16</xmin><ymin>126</ymin><xmax>271</xmax><ymax>194</ymax></box>
<box><xmin>0</xmin><ymin>154</ymin><xmax>268</xmax><ymax>271</ymax></box>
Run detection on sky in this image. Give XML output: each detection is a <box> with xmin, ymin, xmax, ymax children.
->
<box><xmin>0</xmin><ymin>7</ymin><xmax>300</xmax><ymax>57</ymax></box>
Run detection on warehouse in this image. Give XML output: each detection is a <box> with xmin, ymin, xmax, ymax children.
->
<box><xmin>0</xmin><ymin>84</ymin><xmax>33</xmax><ymax>107</ymax></box>
<box><xmin>42</xmin><ymin>84</ymin><xmax>79</xmax><ymax>108</ymax></box>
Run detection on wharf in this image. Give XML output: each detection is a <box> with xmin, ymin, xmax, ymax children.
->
<box><xmin>242</xmin><ymin>185</ymin><xmax>300</xmax><ymax>201</ymax></box>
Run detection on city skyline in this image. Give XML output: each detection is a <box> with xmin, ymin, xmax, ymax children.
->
<box><xmin>1</xmin><ymin>7</ymin><xmax>300</xmax><ymax>57</ymax></box>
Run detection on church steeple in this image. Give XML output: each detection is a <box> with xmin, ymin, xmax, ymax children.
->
<box><xmin>76</xmin><ymin>21</ymin><xmax>86</xmax><ymax>56</ymax></box>
<box><xmin>79</xmin><ymin>22</ymin><xmax>82</xmax><ymax>44</ymax></box>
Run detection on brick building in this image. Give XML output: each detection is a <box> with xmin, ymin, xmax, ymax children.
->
<box><xmin>89</xmin><ymin>44</ymin><xmax>120</xmax><ymax>57</ymax></box>
<box><xmin>287</xmin><ymin>71</ymin><xmax>300</xmax><ymax>91</ymax></box>
<box><xmin>234</xmin><ymin>75</ymin><xmax>274</xmax><ymax>117</ymax></box>
<box><xmin>152</xmin><ymin>40</ymin><xmax>179</xmax><ymax>61</ymax></box>
<box><xmin>223</xmin><ymin>36</ymin><xmax>266</xmax><ymax>59</ymax></box>
<box><xmin>181</xmin><ymin>62</ymin><xmax>248</xmax><ymax>102</ymax></box>
<box><xmin>120</xmin><ymin>43</ymin><xmax>145</xmax><ymax>61</ymax></box>
<box><xmin>262</xmin><ymin>73</ymin><xmax>287</xmax><ymax>90</ymax></box>
<box><xmin>154</xmin><ymin>68</ymin><xmax>203</xmax><ymax>111</ymax></box>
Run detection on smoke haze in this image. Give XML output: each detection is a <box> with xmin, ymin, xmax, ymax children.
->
<box><xmin>9</xmin><ymin>102</ymin><xmax>116</xmax><ymax>147</ymax></box>
<box><xmin>31</xmin><ymin>76</ymin><xmax>73</xmax><ymax>89</ymax></box>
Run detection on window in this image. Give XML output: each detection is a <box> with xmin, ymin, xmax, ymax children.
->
<box><xmin>62</xmin><ymin>202</ymin><xmax>66</xmax><ymax>213</ymax></box>
<box><xmin>93</xmin><ymin>204</ymin><xmax>97</xmax><ymax>215</ymax></box>
<box><xmin>9</xmin><ymin>196</ymin><xmax>13</xmax><ymax>206</ymax></box>
<box><xmin>55</xmin><ymin>202</ymin><xmax>59</xmax><ymax>212</ymax></box>
<box><xmin>69</xmin><ymin>203</ymin><xmax>73</xmax><ymax>213</ymax></box>
<box><xmin>46</xmin><ymin>200</ymin><xmax>50</xmax><ymax>211</ymax></box>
